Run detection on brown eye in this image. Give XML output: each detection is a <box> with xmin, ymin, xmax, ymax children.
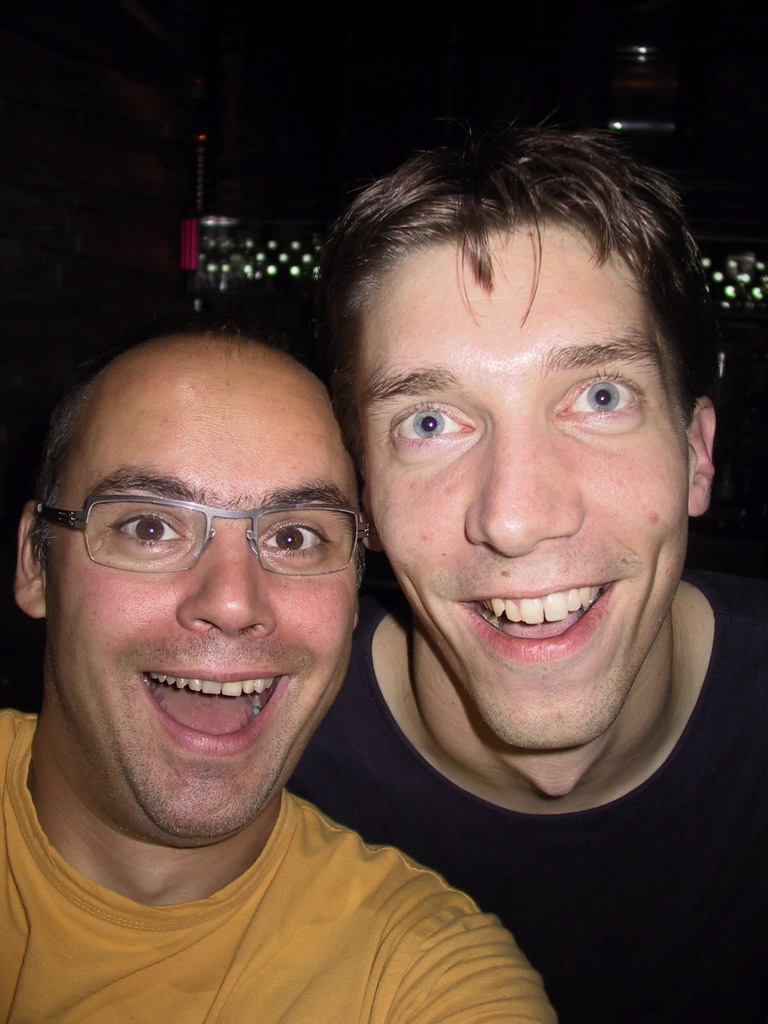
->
<box><xmin>272</xmin><ymin>526</ymin><xmax>316</xmax><ymax>550</ymax></box>
<box><xmin>121</xmin><ymin>515</ymin><xmax>181</xmax><ymax>544</ymax></box>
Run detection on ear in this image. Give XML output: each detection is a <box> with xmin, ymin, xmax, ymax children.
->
<box><xmin>687</xmin><ymin>397</ymin><xmax>716</xmax><ymax>518</ymax></box>
<box><xmin>360</xmin><ymin>482</ymin><xmax>383</xmax><ymax>551</ymax></box>
<box><xmin>15</xmin><ymin>501</ymin><xmax>47</xmax><ymax>619</ymax></box>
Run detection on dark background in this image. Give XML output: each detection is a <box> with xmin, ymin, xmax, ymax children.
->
<box><xmin>1</xmin><ymin>0</ymin><xmax>767</xmax><ymax>709</ymax></box>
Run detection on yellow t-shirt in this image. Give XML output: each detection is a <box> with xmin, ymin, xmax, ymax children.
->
<box><xmin>1</xmin><ymin>711</ymin><xmax>555</xmax><ymax>1023</ymax></box>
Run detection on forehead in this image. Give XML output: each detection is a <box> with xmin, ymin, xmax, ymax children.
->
<box><xmin>62</xmin><ymin>338</ymin><xmax>354</xmax><ymax>504</ymax></box>
<box><xmin>358</xmin><ymin>229</ymin><xmax>659</xmax><ymax>384</ymax></box>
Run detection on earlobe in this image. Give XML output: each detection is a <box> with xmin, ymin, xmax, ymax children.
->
<box><xmin>15</xmin><ymin>501</ymin><xmax>47</xmax><ymax>619</ymax></box>
<box><xmin>362</xmin><ymin>519</ymin><xmax>383</xmax><ymax>552</ymax></box>
<box><xmin>687</xmin><ymin>397</ymin><xmax>716</xmax><ymax>518</ymax></box>
<box><xmin>360</xmin><ymin>484</ymin><xmax>383</xmax><ymax>552</ymax></box>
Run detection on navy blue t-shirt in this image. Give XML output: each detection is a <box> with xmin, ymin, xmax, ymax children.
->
<box><xmin>291</xmin><ymin>572</ymin><xmax>768</xmax><ymax>1023</ymax></box>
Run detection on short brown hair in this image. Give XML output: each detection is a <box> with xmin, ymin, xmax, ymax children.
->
<box><xmin>318</xmin><ymin>125</ymin><xmax>720</xmax><ymax>462</ymax></box>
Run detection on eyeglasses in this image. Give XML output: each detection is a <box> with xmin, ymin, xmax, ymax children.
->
<box><xmin>37</xmin><ymin>495</ymin><xmax>365</xmax><ymax>576</ymax></box>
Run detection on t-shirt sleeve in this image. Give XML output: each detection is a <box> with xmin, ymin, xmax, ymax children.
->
<box><xmin>369</xmin><ymin>897</ymin><xmax>557</xmax><ymax>1024</ymax></box>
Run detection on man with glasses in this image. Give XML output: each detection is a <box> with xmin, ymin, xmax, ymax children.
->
<box><xmin>292</xmin><ymin>126</ymin><xmax>768</xmax><ymax>1023</ymax></box>
<box><xmin>2</xmin><ymin>329</ymin><xmax>554</xmax><ymax>1023</ymax></box>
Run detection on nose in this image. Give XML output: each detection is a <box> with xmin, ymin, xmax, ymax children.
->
<box><xmin>175</xmin><ymin>521</ymin><xmax>277</xmax><ymax>636</ymax></box>
<box><xmin>464</xmin><ymin>425</ymin><xmax>586</xmax><ymax>558</ymax></box>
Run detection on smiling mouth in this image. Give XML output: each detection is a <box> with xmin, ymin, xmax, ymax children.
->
<box><xmin>143</xmin><ymin>671</ymin><xmax>280</xmax><ymax>735</ymax></box>
<box><xmin>480</xmin><ymin>586</ymin><xmax>603</xmax><ymax>636</ymax></box>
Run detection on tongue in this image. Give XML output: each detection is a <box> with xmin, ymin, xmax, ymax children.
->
<box><xmin>154</xmin><ymin>687</ymin><xmax>255</xmax><ymax>735</ymax></box>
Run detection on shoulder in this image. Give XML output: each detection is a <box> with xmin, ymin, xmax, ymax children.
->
<box><xmin>285</xmin><ymin>791</ymin><xmax>499</xmax><ymax>930</ymax></box>
<box><xmin>281</xmin><ymin>793</ymin><xmax>556</xmax><ymax>1023</ymax></box>
<box><xmin>286</xmin><ymin>792</ymin><xmax>463</xmax><ymax>893</ymax></box>
<box><xmin>0</xmin><ymin>711</ymin><xmax>36</xmax><ymax>769</ymax></box>
<box><xmin>686</xmin><ymin>569</ymin><xmax>768</xmax><ymax>631</ymax></box>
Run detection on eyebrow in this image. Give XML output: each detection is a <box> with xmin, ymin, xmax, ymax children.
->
<box><xmin>87</xmin><ymin>470</ymin><xmax>354</xmax><ymax>511</ymax></box>
<box><xmin>362</xmin><ymin>367</ymin><xmax>461</xmax><ymax>408</ymax></box>
<box><xmin>543</xmin><ymin>332</ymin><xmax>661</xmax><ymax>376</ymax></box>
<box><xmin>362</xmin><ymin>331</ymin><xmax>661</xmax><ymax>409</ymax></box>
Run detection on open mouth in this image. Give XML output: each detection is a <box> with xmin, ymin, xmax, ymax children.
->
<box><xmin>143</xmin><ymin>671</ymin><xmax>280</xmax><ymax>736</ymax></box>
<box><xmin>480</xmin><ymin>585</ymin><xmax>604</xmax><ymax>638</ymax></box>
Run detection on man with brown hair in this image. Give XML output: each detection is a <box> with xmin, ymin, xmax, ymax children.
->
<box><xmin>292</xmin><ymin>127</ymin><xmax>768</xmax><ymax>1022</ymax></box>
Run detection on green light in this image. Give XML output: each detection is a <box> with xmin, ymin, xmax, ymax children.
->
<box><xmin>712</xmin><ymin>271</ymin><xmax>724</xmax><ymax>283</ymax></box>
<box><xmin>290</xmin><ymin>265</ymin><xmax>301</xmax><ymax>277</ymax></box>
<box><xmin>724</xmin><ymin>284</ymin><xmax>737</xmax><ymax>298</ymax></box>
<box><xmin>266</xmin><ymin>265</ymin><xmax>278</xmax><ymax>276</ymax></box>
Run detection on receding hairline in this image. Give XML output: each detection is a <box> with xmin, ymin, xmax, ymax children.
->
<box><xmin>105</xmin><ymin>330</ymin><xmax>317</xmax><ymax>378</ymax></box>
<box><xmin>80</xmin><ymin>331</ymin><xmax>327</xmax><ymax>428</ymax></box>
<box><xmin>50</xmin><ymin>332</ymin><xmax>330</xmax><ymax>498</ymax></box>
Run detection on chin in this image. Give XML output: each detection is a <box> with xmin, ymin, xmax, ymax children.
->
<box><xmin>476</xmin><ymin>687</ymin><xmax>627</xmax><ymax>753</ymax></box>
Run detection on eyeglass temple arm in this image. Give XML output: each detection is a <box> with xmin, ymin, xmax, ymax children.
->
<box><xmin>36</xmin><ymin>504</ymin><xmax>87</xmax><ymax>530</ymax></box>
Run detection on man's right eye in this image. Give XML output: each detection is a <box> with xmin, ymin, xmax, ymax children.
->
<box><xmin>396</xmin><ymin>408</ymin><xmax>463</xmax><ymax>440</ymax></box>
<box><xmin>119</xmin><ymin>515</ymin><xmax>183</xmax><ymax>544</ymax></box>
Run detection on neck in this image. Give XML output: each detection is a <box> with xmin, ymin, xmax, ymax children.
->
<box><xmin>28</xmin><ymin>732</ymin><xmax>279</xmax><ymax>906</ymax></box>
<box><xmin>374</xmin><ymin>581</ymin><xmax>713</xmax><ymax>814</ymax></box>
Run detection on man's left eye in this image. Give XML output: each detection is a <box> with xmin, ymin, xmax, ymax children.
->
<box><xmin>573</xmin><ymin>381</ymin><xmax>633</xmax><ymax>413</ymax></box>
<box><xmin>264</xmin><ymin>525</ymin><xmax>320</xmax><ymax>551</ymax></box>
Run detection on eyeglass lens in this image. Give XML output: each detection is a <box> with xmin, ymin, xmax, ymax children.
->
<box><xmin>84</xmin><ymin>500</ymin><xmax>357</xmax><ymax>575</ymax></box>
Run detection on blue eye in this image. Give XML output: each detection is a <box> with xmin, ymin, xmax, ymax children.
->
<box><xmin>577</xmin><ymin>381</ymin><xmax>632</xmax><ymax>413</ymax></box>
<box><xmin>397</xmin><ymin>409</ymin><xmax>454</xmax><ymax>440</ymax></box>
<box><xmin>412</xmin><ymin>411</ymin><xmax>445</xmax><ymax>437</ymax></box>
<box><xmin>396</xmin><ymin>407</ymin><xmax>466</xmax><ymax>441</ymax></box>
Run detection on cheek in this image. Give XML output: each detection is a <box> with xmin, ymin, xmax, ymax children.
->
<box><xmin>369</xmin><ymin>471</ymin><xmax>453</xmax><ymax>545</ymax></box>
<box><xmin>607</xmin><ymin>456</ymin><xmax>690</xmax><ymax>541</ymax></box>
<box><xmin>54</xmin><ymin>571</ymin><xmax>178</xmax><ymax>655</ymax></box>
<box><xmin>280</xmin><ymin>581</ymin><xmax>358</xmax><ymax>649</ymax></box>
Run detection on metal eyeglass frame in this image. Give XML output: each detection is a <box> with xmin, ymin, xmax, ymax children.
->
<box><xmin>36</xmin><ymin>494</ymin><xmax>368</xmax><ymax>576</ymax></box>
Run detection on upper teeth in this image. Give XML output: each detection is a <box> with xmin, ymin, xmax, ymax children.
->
<box><xmin>147</xmin><ymin>672</ymin><xmax>276</xmax><ymax>697</ymax></box>
<box><xmin>483</xmin><ymin>587</ymin><xmax>599</xmax><ymax>625</ymax></box>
